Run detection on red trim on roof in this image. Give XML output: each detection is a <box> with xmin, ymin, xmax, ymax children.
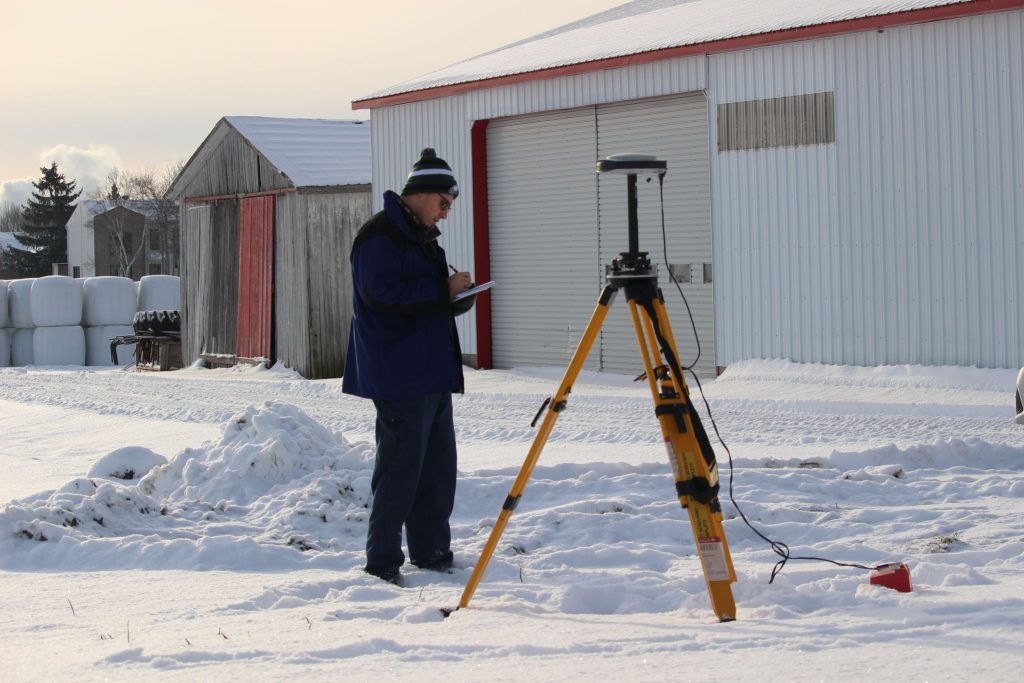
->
<box><xmin>354</xmin><ymin>0</ymin><xmax>1021</xmax><ymax>109</ymax></box>
<box><xmin>470</xmin><ymin>119</ymin><xmax>493</xmax><ymax>370</ymax></box>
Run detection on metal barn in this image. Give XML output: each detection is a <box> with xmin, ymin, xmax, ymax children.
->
<box><xmin>166</xmin><ymin>116</ymin><xmax>371</xmax><ymax>379</ymax></box>
<box><xmin>354</xmin><ymin>0</ymin><xmax>1023</xmax><ymax>376</ymax></box>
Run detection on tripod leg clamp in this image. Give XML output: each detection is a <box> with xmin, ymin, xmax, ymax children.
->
<box><xmin>675</xmin><ymin>476</ymin><xmax>720</xmax><ymax>508</ymax></box>
<box><xmin>531</xmin><ymin>396</ymin><xmax>567</xmax><ymax>427</ymax></box>
<box><xmin>655</xmin><ymin>403</ymin><xmax>688</xmax><ymax>433</ymax></box>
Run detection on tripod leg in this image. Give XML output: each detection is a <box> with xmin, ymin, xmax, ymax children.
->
<box><xmin>627</xmin><ymin>295</ymin><xmax>737</xmax><ymax>622</ymax></box>
<box><xmin>458</xmin><ymin>287</ymin><xmax>617</xmax><ymax>609</ymax></box>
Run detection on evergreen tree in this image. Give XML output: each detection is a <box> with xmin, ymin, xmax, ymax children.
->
<box><xmin>5</xmin><ymin>163</ymin><xmax>81</xmax><ymax>277</ymax></box>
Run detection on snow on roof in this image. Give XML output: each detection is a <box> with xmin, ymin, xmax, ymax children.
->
<box><xmin>74</xmin><ymin>199</ymin><xmax>165</xmax><ymax>220</ymax></box>
<box><xmin>0</xmin><ymin>231</ymin><xmax>30</xmax><ymax>252</ymax></box>
<box><xmin>357</xmin><ymin>0</ymin><xmax>976</xmax><ymax>103</ymax></box>
<box><xmin>224</xmin><ymin>116</ymin><xmax>371</xmax><ymax>188</ymax></box>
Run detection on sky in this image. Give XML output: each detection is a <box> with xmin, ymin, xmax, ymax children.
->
<box><xmin>0</xmin><ymin>0</ymin><xmax>625</xmax><ymax>208</ymax></box>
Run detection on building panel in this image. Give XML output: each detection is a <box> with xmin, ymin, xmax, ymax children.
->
<box><xmin>367</xmin><ymin>8</ymin><xmax>1023</xmax><ymax>371</ymax></box>
<box><xmin>710</xmin><ymin>10</ymin><xmax>1022</xmax><ymax>369</ymax></box>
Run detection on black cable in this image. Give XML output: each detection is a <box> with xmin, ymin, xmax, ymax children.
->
<box><xmin>654</xmin><ymin>176</ymin><xmax>881</xmax><ymax>582</ymax></box>
<box><xmin>658</xmin><ymin>175</ymin><xmax>701</xmax><ymax>371</ymax></box>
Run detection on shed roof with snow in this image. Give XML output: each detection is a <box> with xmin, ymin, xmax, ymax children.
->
<box><xmin>355</xmin><ymin>0</ymin><xmax>997</xmax><ymax>106</ymax></box>
<box><xmin>167</xmin><ymin>117</ymin><xmax>371</xmax><ymax>200</ymax></box>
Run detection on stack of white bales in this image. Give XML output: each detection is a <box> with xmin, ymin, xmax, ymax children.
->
<box><xmin>0</xmin><ymin>280</ymin><xmax>10</xmax><ymax>367</ymax></box>
<box><xmin>8</xmin><ymin>278</ymin><xmax>37</xmax><ymax>366</ymax></box>
<box><xmin>83</xmin><ymin>276</ymin><xmax>136</xmax><ymax>365</ymax></box>
<box><xmin>30</xmin><ymin>275</ymin><xmax>86</xmax><ymax>365</ymax></box>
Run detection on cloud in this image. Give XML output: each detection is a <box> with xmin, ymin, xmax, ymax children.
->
<box><xmin>0</xmin><ymin>179</ymin><xmax>34</xmax><ymax>209</ymax></box>
<box><xmin>0</xmin><ymin>144</ymin><xmax>125</xmax><ymax>208</ymax></box>
<box><xmin>39</xmin><ymin>143</ymin><xmax>123</xmax><ymax>197</ymax></box>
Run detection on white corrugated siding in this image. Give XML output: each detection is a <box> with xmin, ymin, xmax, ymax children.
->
<box><xmin>368</xmin><ymin>9</ymin><xmax>1022</xmax><ymax>371</ymax></box>
<box><xmin>369</xmin><ymin>56</ymin><xmax>707</xmax><ymax>357</ymax></box>
<box><xmin>711</xmin><ymin>9</ymin><xmax>1023</xmax><ymax>368</ymax></box>
<box><xmin>487</xmin><ymin>109</ymin><xmax>601</xmax><ymax>369</ymax></box>
<box><xmin>484</xmin><ymin>94</ymin><xmax>713</xmax><ymax>376</ymax></box>
<box><xmin>709</xmin><ymin>38</ymin><xmax>841</xmax><ymax>365</ymax></box>
<box><xmin>596</xmin><ymin>95</ymin><xmax>715</xmax><ymax>378</ymax></box>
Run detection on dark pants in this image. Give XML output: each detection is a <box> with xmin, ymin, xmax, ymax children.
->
<box><xmin>365</xmin><ymin>392</ymin><xmax>457</xmax><ymax>571</ymax></box>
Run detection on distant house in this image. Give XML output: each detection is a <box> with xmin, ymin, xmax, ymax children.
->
<box><xmin>165</xmin><ymin>116</ymin><xmax>372</xmax><ymax>380</ymax></box>
<box><xmin>65</xmin><ymin>199</ymin><xmax>180</xmax><ymax>280</ymax></box>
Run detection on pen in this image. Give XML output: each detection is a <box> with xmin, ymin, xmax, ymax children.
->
<box><xmin>449</xmin><ymin>264</ymin><xmax>458</xmax><ymax>273</ymax></box>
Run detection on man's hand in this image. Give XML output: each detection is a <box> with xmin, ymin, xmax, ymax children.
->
<box><xmin>448</xmin><ymin>271</ymin><xmax>472</xmax><ymax>298</ymax></box>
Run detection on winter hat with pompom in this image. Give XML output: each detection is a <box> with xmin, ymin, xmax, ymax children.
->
<box><xmin>401</xmin><ymin>148</ymin><xmax>459</xmax><ymax>198</ymax></box>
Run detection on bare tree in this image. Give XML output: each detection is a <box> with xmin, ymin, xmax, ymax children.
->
<box><xmin>0</xmin><ymin>201</ymin><xmax>24</xmax><ymax>232</ymax></box>
<box><xmin>137</xmin><ymin>161</ymin><xmax>183</xmax><ymax>275</ymax></box>
<box><xmin>93</xmin><ymin>168</ymin><xmax>148</xmax><ymax>277</ymax></box>
<box><xmin>92</xmin><ymin>161</ymin><xmax>182</xmax><ymax>277</ymax></box>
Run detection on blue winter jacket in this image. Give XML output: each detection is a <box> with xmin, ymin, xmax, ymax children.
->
<box><xmin>342</xmin><ymin>191</ymin><xmax>470</xmax><ymax>401</ymax></box>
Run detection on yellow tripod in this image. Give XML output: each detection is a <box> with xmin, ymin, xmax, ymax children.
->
<box><xmin>456</xmin><ymin>156</ymin><xmax>737</xmax><ymax>622</ymax></box>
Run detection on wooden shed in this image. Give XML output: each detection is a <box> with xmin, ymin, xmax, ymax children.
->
<box><xmin>166</xmin><ymin>116</ymin><xmax>371</xmax><ymax>379</ymax></box>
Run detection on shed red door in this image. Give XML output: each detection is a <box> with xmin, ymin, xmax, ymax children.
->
<box><xmin>237</xmin><ymin>196</ymin><xmax>274</xmax><ymax>359</ymax></box>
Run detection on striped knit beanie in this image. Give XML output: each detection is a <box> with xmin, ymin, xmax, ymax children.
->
<box><xmin>401</xmin><ymin>148</ymin><xmax>459</xmax><ymax>198</ymax></box>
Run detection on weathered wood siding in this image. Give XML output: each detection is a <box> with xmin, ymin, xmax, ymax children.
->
<box><xmin>177</xmin><ymin>125</ymin><xmax>371</xmax><ymax>378</ymax></box>
<box><xmin>273</xmin><ymin>193</ymin><xmax>311</xmax><ymax>374</ymax></box>
<box><xmin>274</xmin><ymin>188</ymin><xmax>370</xmax><ymax>379</ymax></box>
<box><xmin>180</xmin><ymin>204</ymin><xmax>207</xmax><ymax>363</ymax></box>
<box><xmin>180</xmin><ymin>130</ymin><xmax>293</xmax><ymax>198</ymax></box>
<box><xmin>180</xmin><ymin>200</ymin><xmax>241</xmax><ymax>363</ymax></box>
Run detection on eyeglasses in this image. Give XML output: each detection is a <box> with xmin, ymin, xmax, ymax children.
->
<box><xmin>437</xmin><ymin>194</ymin><xmax>453</xmax><ymax>211</ymax></box>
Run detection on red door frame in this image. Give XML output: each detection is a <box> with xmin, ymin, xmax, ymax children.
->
<box><xmin>471</xmin><ymin>119</ymin><xmax>493</xmax><ymax>369</ymax></box>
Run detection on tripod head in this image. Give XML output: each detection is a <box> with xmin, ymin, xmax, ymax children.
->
<box><xmin>595</xmin><ymin>154</ymin><xmax>667</xmax><ymax>285</ymax></box>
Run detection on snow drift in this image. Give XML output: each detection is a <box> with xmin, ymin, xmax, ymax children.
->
<box><xmin>0</xmin><ymin>401</ymin><xmax>375</xmax><ymax>570</ymax></box>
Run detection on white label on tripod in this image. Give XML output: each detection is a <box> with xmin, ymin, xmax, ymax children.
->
<box><xmin>698</xmin><ymin>536</ymin><xmax>731</xmax><ymax>582</ymax></box>
<box><xmin>664</xmin><ymin>438</ymin><xmax>681</xmax><ymax>479</ymax></box>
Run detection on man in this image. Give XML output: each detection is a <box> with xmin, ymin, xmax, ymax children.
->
<box><xmin>343</xmin><ymin>148</ymin><xmax>475</xmax><ymax>585</ymax></box>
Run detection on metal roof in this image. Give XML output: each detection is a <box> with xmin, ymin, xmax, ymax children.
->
<box><xmin>356</xmin><ymin>0</ymin><xmax>992</xmax><ymax>105</ymax></box>
<box><xmin>223</xmin><ymin>116</ymin><xmax>371</xmax><ymax>188</ymax></box>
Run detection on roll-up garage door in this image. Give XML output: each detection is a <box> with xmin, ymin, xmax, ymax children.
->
<box><xmin>486</xmin><ymin>94</ymin><xmax>713</xmax><ymax>377</ymax></box>
<box><xmin>596</xmin><ymin>94</ymin><xmax>714</xmax><ymax>378</ymax></box>
<box><xmin>487</xmin><ymin>108</ymin><xmax>601</xmax><ymax>370</ymax></box>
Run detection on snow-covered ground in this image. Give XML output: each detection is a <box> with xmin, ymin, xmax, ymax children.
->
<box><xmin>1</xmin><ymin>360</ymin><xmax>1022</xmax><ymax>681</ymax></box>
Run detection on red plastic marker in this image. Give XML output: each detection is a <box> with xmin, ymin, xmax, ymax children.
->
<box><xmin>869</xmin><ymin>563</ymin><xmax>912</xmax><ymax>592</ymax></box>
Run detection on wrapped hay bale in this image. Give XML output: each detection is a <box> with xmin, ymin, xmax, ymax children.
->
<box><xmin>8</xmin><ymin>278</ymin><xmax>35</xmax><ymax>329</ymax></box>
<box><xmin>31</xmin><ymin>276</ymin><xmax>83</xmax><ymax>327</ymax></box>
<box><xmin>137</xmin><ymin>275</ymin><xmax>180</xmax><ymax>312</ymax></box>
<box><xmin>83</xmin><ymin>276</ymin><xmax>136</xmax><ymax>326</ymax></box>
<box><xmin>33</xmin><ymin>325</ymin><xmax>85</xmax><ymax>366</ymax></box>
<box><xmin>12</xmin><ymin>328</ymin><xmax>34</xmax><ymax>365</ymax></box>
<box><xmin>86</xmin><ymin>324</ymin><xmax>134</xmax><ymax>366</ymax></box>
<box><xmin>0</xmin><ymin>280</ymin><xmax>8</xmax><ymax>328</ymax></box>
<box><xmin>0</xmin><ymin>328</ymin><xmax>10</xmax><ymax>367</ymax></box>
